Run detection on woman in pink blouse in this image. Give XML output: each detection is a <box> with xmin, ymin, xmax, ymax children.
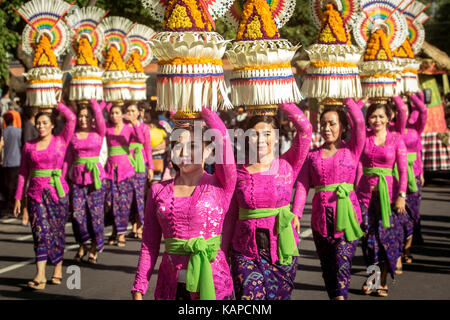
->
<box><xmin>357</xmin><ymin>100</ymin><xmax>408</xmax><ymax>297</ymax></box>
<box><xmin>132</xmin><ymin>107</ymin><xmax>236</xmax><ymax>300</ymax></box>
<box><xmin>292</xmin><ymin>98</ymin><xmax>366</xmax><ymax>300</ymax></box>
<box><xmin>124</xmin><ymin>102</ymin><xmax>154</xmax><ymax>240</ymax></box>
<box><xmin>64</xmin><ymin>100</ymin><xmax>109</xmax><ymax>264</ymax></box>
<box><xmin>392</xmin><ymin>92</ymin><xmax>427</xmax><ymax>272</ymax></box>
<box><xmin>104</xmin><ymin>103</ymin><xmax>145</xmax><ymax>247</ymax></box>
<box><xmin>225</xmin><ymin>103</ymin><xmax>312</xmax><ymax>300</ymax></box>
<box><xmin>13</xmin><ymin>102</ymin><xmax>76</xmax><ymax>290</ymax></box>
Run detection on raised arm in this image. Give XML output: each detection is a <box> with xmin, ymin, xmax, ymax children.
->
<box><xmin>292</xmin><ymin>156</ymin><xmax>311</xmax><ymax>219</ymax></box>
<box><xmin>143</xmin><ymin>123</ymin><xmax>154</xmax><ymax>170</ymax></box>
<box><xmin>56</xmin><ymin>102</ymin><xmax>77</xmax><ymax>144</ymax></box>
<box><xmin>15</xmin><ymin>145</ymin><xmax>30</xmax><ymax>201</ymax></box>
<box><xmin>392</xmin><ymin>96</ymin><xmax>407</xmax><ymax>134</ymax></box>
<box><xmin>410</xmin><ymin>92</ymin><xmax>428</xmax><ymax>135</ymax></box>
<box><xmin>62</xmin><ymin>142</ymin><xmax>75</xmax><ymax>180</ymax></box>
<box><xmin>130</xmin><ymin>121</ymin><xmax>145</xmax><ymax>145</ymax></box>
<box><xmin>132</xmin><ymin>186</ymin><xmax>162</xmax><ymax>295</ymax></box>
<box><xmin>396</xmin><ymin>135</ymin><xmax>408</xmax><ymax>195</ymax></box>
<box><xmin>279</xmin><ymin>102</ymin><xmax>313</xmax><ymax>174</ymax></box>
<box><xmin>221</xmin><ymin>191</ymin><xmax>239</xmax><ymax>258</ymax></box>
<box><xmin>90</xmin><ymin>99</ymin><xmax>107</xmax><ymax>137</ymax></box>
<box><xmin>343</xmin><ymin>98</ymin><xmax>366</xmax><ymax>158</ymax></box>
<box><xmin>201</xmin><ymin>107</ymin><xmax>236</xmax><ymax>196</ymax></box>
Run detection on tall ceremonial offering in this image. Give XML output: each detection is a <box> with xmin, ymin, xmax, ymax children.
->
<box><xmin>15</xmin><ymin>0</ymin><xmax>73</xmax><ymax>109</ymax></box>
<box><xmin>66</xmin><ymin>6</ymin><xmax>107</xmax><ymax>105</ymax></box>
<box><xmin>141</xmin><ymin>0</ymin><xmax>233</xmax><ymax>127</ymax></box>
<box><xmin>98</xmin><ymin>16</ymin><xmax>133</xmax><ymax>105</ymax></box>
<box><xmin>353</xmin><ymin>0</ymin><xmax>409</xmax><ymax>103</ymax></box>
<box><xmin>125</xmin><ymin>24</ymin><xmax>156</xmax><ymax>102</ymax></box>
<box><xmin>393</xmin><ymin>0</ymin><xmax>429</xmax><ymax>94</ymax></box>
<box><xmin>301</xmin><ymin>0</ymin><xmax>362</xmax><ymax>106</ymax></box>
<box><xmin>224</xmin><ymin>0</ymin><xmax>302</xmax><ymax>116</ymax></box>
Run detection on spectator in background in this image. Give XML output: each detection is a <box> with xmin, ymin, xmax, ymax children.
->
<box><xmin>1</xmin><ymin>112</ymin><xmax>22</xmax><ymax>212</ymax></box>
<box><xmin>0</xmin><ymin>85</ymin><xmax>11</xmax><ymax>124</ymax></box>
<box><xmin>19</xmin><ymin>107</ymin><xmax>39</xmax><ymax>225</ymax></box>
<box><xmin>22</xmin><ymin>107</ymin><xmax>39</xmax><ymax>146</ymax></box>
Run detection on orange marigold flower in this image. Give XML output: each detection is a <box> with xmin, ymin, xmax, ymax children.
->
<box><xmin>104</xmin><ymin>45</ymin><xmax>126</xmax><ymax>71</ymax></box>
<box><xmin>33</xmin><ymin>35</ymin><xmax>58</xmax><ymax>68</ymax></box>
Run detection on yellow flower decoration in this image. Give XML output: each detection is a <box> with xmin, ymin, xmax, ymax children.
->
<box><xmin>158</xmin><ymin>57</ymin><xmax>223</xmax><ymax>65</ymax></box>
<box><xmin>33</xmin><ymin>35</ymin><xmax>58</xmax><ymax>68</ymax></box>
<box><xmin>317</xmin><ymin>4</ymin><xmax>349</xmax><ymax>44</ymax></box>
<box><xmin>76</xmin><ymin>37</ymin><xmax>98</xmax><ymax>67</ymax></box>
<box><xmin>393</xmin><ymin>39</ymin><xmax>415</xmax><ymax>59</ymax></box>
<box><xmin>364</xmin><ymin>29</ymin><xmax>393</xmax><ymax>62</ymax></box>
<box><xmin>236</xmin><ymin>0</ymin><xmax>280</xmax><ymax>40</ymax></box>
<box><xmin>104</xmin><ymin>45</ymin><xmax>126</xmax><ymax>71</ymax></box>
<box><xmin>310</xmin><ymin>61</ymin><xmax>357</xmax><ymax>68</ymax></box>
<box><xmin>233</xmin><ymin>62</ymin><xmax>292</xmax><ymax>71</ymax></box>
<box><xmin>126</xmin><ymin>51</ymin><xmax>144</xmax><ymax>73</ymax></box>
<box><xmin>163</xmin><ymin>0</ymin><xmax>212</xmax><ymax>31</ymax></box>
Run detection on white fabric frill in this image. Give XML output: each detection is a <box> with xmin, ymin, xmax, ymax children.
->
<box><xmin>69</xmin><ymin>65</ymin><xmax>104</xmax><ymax>101</ymax></box>
<box><xmin>102</xmin><ymin>70</ymin><xmax>131</xmax><ymax>102</ymax></box>
<box><xmin>301</xmin><ymin>43</ymin><xmax>363</xmax><ymax>100</ymax></box>
<box><xmin>24</xmin><ymin>67</ymin><xmax>63</xmax><ymax>107</ymax></box>
<box><xmin>226</xmin><ymin>39</ymin><xmax>302</xmax><ymax>106</ymax></box>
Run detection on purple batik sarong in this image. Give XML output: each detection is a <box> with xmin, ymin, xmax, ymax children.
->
<box><xmin>104</xmin><ymin>176</ymin><xmax>133</xmax><ymax>235</ymax></box>
<box><xmin>407</xmin><ymin>175</ymin><xmax>423</xmax><ymax>244</ymax></box>
<box><xmin>313</xmin><ymin>230</ymin><xmax>358</xmax><ymax>300</ymax></box>
<box><xmin>70</xmin><ymin>181</ymin><xmax>106</xmax><ymax>252</ymax></box>
<box><xmin>28</xmin><ymin>188</ymin><xmax>69</xmax><ymax>265</ymax></box>
<box><xmin>230</xmin><ymin>239</ymin><xmax>298</xmax><ymax>301</ymax></box>
<box><xmin>129</xmin><ymin>171</ymin><xmax>146</xmax><ymax>227</ymax></box>
<box><xmin>359</xmin><ymin>192</ymin><xmax>400</xmax><ymax>278</ymax></box>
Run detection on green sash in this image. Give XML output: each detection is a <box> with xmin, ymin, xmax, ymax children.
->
<box><xmin>393</xmin><ymin>153</ymin><xmax>418</xmax><ymax>193</ymax></box>
<box><xmin>108</xmin><ymin>145</ymin><xmax>136</xmax><ymax>169</ymax></box>
<box><xmin>31</xmin><ymin>169</ymin><xmax>65</xmax><ymax>198</ymax></box>
<box><xmin>74</xmin><ymin>156</ymin><xmax>101</xmax><ymax>190</ymax></box>
<box><xmin>165</xmin><ymin>235</ymin><xmax>221</xmax><ymax>300</ymax></box>
<box><xmin>129</xmin><ymin>143</ymin><xmax>146</xmax><ymax>173</ymax></box>
<box><xmin>239</xmin><ymin>206</ymin><xmax>300</xmax><ymax>265</ymax></box>
<box><xmin>363</xmin><ymin>167</ymin><xmax>394</xmax><ymax>228</ymax></box>
<box><xmin>315</xmin><ymin>183</ymin><xmax>363</xmax><ymax>242</ymax></box>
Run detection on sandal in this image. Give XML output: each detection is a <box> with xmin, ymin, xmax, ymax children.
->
<box><xmin>362</xmin><ymin>284</ymin><xmax>372</xmax><ymax>295</ymax></box>
<box><xmin>376</xmin><ymin>288</ymin><xmax>389</xmax><ymax>297</ymax></box>
<box><xmin>403</xmin><ymin>255</ymin><xmax>413</xmax><ymax>264</ymax></box>
<box><xmin>136</xmin><ymin>232</ymin><xmax>142</xmax><ymax>240</ymax></box>
<box><xmin>73</xmin><ymin>251</ymin><xmax>87</xmax><ymax>263</ymax></box>
<box><xmin>117</xmin><ymin>240</ymin><xmax>126</xmax><ymax>247</ymax></box>
<box><xmin>28</xmin><ymin>279</ymin><xmax>46</xmax><ymax>290</ymax></box>
<box><xmin>126</xmin><ymin>231</ymin><xmax>137</xmax><ymax>239</ymax></box>
<box><xmin>107</xmin><ymin>236</ymin><xmax>116</xmax><ymax>245</ymax></box>
<box><xmin>88</xmin><ymin>253</ymin><xmax>98</xmax><ymax>265</ymax></box>
<box><xmin>395</xmin><ymin>267</ymin><xmax>403</xmax><ymax>275</ymax></box>
<box><xmin>50</xmin><ymin>277</ymin><xmax>62</xmax><ymax>285</ymax></box>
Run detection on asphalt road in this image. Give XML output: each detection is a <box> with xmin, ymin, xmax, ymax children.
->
<box><xmin>0</xmin><ymin>179</ymin><xmax>449</xmax><ymax>300</ymax></box>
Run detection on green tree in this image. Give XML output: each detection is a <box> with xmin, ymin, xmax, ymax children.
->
<box><xmin>422</xmin><ymin>0</ymin><xmax>450</xmax><ymax>55</ymax></box>
<box><xmin>280</xmin><ymin>0</ymin><xmax>318</xmax><ymax>48</ymax></box>
<box><xmin>0</xmin><ymin>0</ymin><xmax>25</xmax><ymax>89</ymax></box>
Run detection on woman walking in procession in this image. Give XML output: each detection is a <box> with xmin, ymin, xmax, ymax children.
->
<box><xmin>64</xmin><ymin>99</ymin><xmax>109</xmax><ymax>264</ymax></box>
<box><xmin>293</xmin><ymin>98</ymin><xmax>366</xmax><ymax>300</ymax></box>
<box><xmin>357</xmin><ymin>99</ymin><xmax>408</xmax><ymax>297</ymax></box>
<box><xmin>132</xmin><ymin>107</ymin><xmax>236</xmax><ymax>300</ymax></box>
<box><xmin>226</xmin><ymin>102</ymin><xmax>312</xmax><ymax>300</ymax></box>
<box><xmin>13</xmin><ymin>102</ymin><xmax>76</xmax><ymax>289</ymax></box>
<box><xmin>392</xmin><ymin>92</ymin><xmax>428</xmax><ymax>273</ymax></box>
<box><xmin>124</xmin><ymin>101</ymin><xmax>154</xmax><ymax>240</ymax></box>
<box><xmin>104</xmin><ymin>102</ymin><xmax>145</xmax><ymax>247</ymax></box>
